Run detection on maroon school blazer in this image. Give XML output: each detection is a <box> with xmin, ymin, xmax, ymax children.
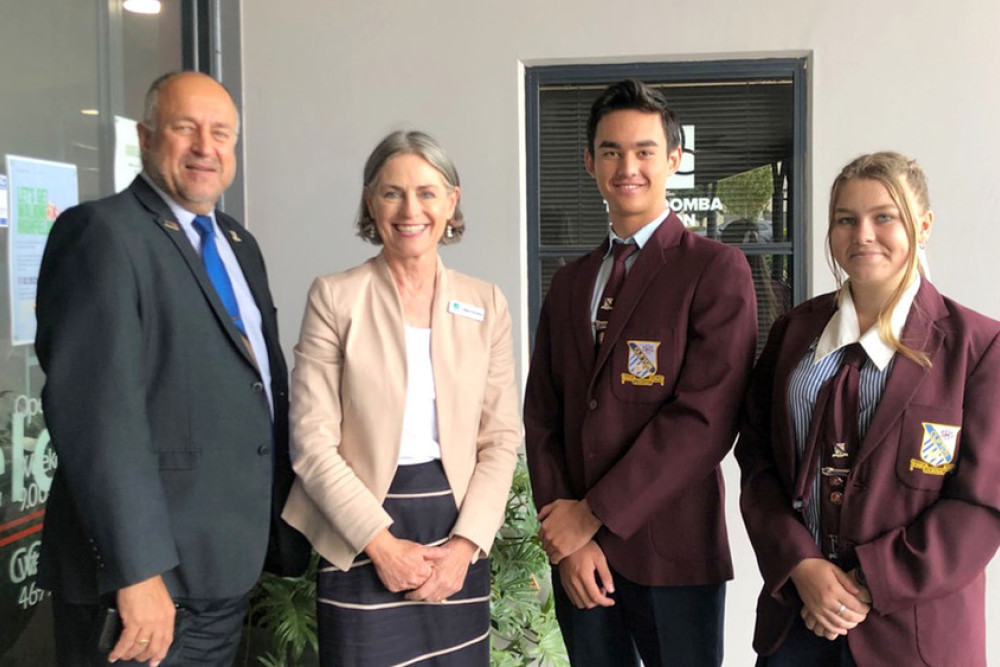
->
<box><xmin>525</xmin><ymin>212</ymin><xmax>758</xmax><ymax>586</ymax></box>
<box><xmin>737</xmin><ymin>280</ymin><xmax>1000</xmax><ymax>666</ymax></box>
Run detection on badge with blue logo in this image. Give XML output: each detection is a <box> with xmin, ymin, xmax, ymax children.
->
<box><xmin>448</xmin><ymin>300</ymin><xmax>484</xmax><ymax>322</ymax></box>
<box><xmin>909</xmin><ymin>422</ymin><xmax>960</xmax><ymax>475</ymax></box>
<box><xmin>621</xmin><ymin>340</ymin><xmax>665</xmax><ymax>386</ymax></box>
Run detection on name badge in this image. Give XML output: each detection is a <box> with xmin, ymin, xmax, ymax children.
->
<box><xmin>448</xmin><ymin>300</ymin><xmax>484</xmax><ymax>322</ymax></box>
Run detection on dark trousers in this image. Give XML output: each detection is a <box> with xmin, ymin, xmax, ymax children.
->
<box><xmin>552</xmin><ymin>566</ymin><xmax>725</xmax><ymax>667</ymax></box>
<box><xmin>757</xmin><ymin>616</ymin><xmax>857</xmax><ymax>667</ymax></box>
<box><xmin>52</xmin><ymin>594</ymin><xmax>249</xmax><ymax>667</ymax></box>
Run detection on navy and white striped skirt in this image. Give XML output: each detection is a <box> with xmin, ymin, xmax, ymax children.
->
<box><xmin>317</xmin><ymin>460</ymin><xmax>491</xmax><ymax>666</ymax></box>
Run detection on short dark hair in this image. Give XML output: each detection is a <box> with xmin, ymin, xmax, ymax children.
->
<box><xmin>586</xmin><ymin>79</ymin><xmax>681</xmax><ymax>154</ymax></box>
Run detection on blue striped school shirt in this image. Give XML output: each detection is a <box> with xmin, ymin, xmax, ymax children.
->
<box><xmin>787</xmin><ymin>343</ymin><xmax>893</xmax><ymax>545</ymax></box>
<box><xmin>787</xmin><ymin>277</ymin><xmax>922</xmax><ymax>545</ymax></box>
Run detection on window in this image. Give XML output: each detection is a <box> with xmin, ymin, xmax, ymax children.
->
<box><xmin>526</xmin><ymin>59</ymin><xmax>807</xmax><ymax>354</ymax></box>
<box><xmin>0</xmin><ymin>2</ymin><xmax>239</xmax><ymax>663</ymax></box>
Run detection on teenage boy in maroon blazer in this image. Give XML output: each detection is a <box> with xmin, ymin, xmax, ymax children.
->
<box><xmin>524</xmin><ymin>79</ymin><xmax>758</xmax><ymax>666</ymax></box>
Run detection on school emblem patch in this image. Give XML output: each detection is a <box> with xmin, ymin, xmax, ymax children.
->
<box><xmin>909</xmin><ymin>422</ymin><xmax>960</xmax><ymax>475</ymax></box>
<box><xmin>621</xmin><ymin>340</ymin><xmax>665</xmax><ymax>386</ymax></box>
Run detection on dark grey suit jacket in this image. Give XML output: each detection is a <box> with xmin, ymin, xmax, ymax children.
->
<box><xmin>35</xmin><ymin>177</ymin><xmax>307</xmax><ymax>604</ymax></box>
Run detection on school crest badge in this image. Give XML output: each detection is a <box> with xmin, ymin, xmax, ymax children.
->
<box><xmin>621</xmin><ymin>340</ymin><xmax>665</xmax><ymax>386</ymax></box>
<box><xmin>909</xmin><ymin>422</ymin><xmax>960</xmax><ymax>475</ymax></box>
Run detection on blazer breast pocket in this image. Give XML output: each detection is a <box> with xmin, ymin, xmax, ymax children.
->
<box><xmin>609</xmin><ymin>329</ymin><xmax>677</xmax><ymax>404</ymax></box>
<box><xmin>894</xmin><ymin>404</ymin><xmax>963</xmax><ymax>491</ymax></box>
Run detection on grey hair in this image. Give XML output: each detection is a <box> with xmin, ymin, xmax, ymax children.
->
<box><xmin>141</xmin><ymin>71</ymin><xmax>241</xmax><ymax>136</ymax></box>
<box><xmin>356</xmin><ymin>130</ymin><xmax>464</xmax><ymax>245</ymax></box>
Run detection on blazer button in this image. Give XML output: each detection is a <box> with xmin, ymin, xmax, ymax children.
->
<box><xmin>252</xmin><ymin>381</ymin><xmax>264</xmax><ymax>392</ymax></box>
<box><xmin>258</xmin><ymin>445</ymin><xmax>271</xmax><ymax>456</ymax></box>
<box><xmin>588</xmin><ymin>399</ymin><xmax>598</xmax><ymax>410</ymax></box>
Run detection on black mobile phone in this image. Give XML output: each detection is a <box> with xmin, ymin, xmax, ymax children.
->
<box><xmin>95</xmin><ymin>604</ymin><xmax>187</xmax><ymax>653</ymax></box>
<box><xmin>96</xmin><ymin>607</ymin><xmax>123</xmax><ymax>653</ymax></box>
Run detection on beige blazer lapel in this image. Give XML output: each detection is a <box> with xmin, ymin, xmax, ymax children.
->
<box><xmin>429</xmin><ymin>258</ymin><xmax>459</xmax><ymax>464</ymax></box>
<box><xmin>370</xmin><ymin>254</ymin><xmax>408</xmax><ymax>461</ymax></box>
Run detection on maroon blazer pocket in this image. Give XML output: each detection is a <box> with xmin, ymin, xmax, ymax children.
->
<box><xmin>914</xmin><ymin>587</ymin><xmax>985</xmax><ymax>666</ymax></box>
<box><xmin>609</xmin><ymin>329</ymin><xmax>677</xmax><ymax>404</ymax></box>
<box><xmin>894</xmin><ymin>404</ymin><xmax>963</xmax><ymax>491</ymax></box>
<box><xmin>647</xmin><ymin>476</ymin><xmax>722</xmax><ymax>561</ymax></box>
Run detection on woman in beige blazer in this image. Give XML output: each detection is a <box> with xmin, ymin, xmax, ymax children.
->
<box><xmin>281</xmin><ymin>130</ymin><xmax>520</xmax><ymax>666</ymax></box>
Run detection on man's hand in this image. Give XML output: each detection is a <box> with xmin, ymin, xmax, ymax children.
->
<box><xmin>365</xmin><ymin>529</ymin><xmax>435</xmax><ymax>593</ymax></box>
<box><xmin>557</xmin><ymin>541</ymin><xmax>616</xmax><ymax>609</ymax></box>
<box><xmin>538</xmin><ymin>499</ymin><xmax>602</xmax><ymax>564</ymax></box>
<box><xmin>110</xmin><ymin>575</ymin><xmax>175</xmax><ymax>666</ymax></box>
<box><xmin>790</xmin><ymin>558</ymin><xmax>870</xmax><ymax>640</ymax></box>
<box><xmin>404</xmin><ymin>536</ymin><xmax>478</xmax><ymax>603</ymax></box>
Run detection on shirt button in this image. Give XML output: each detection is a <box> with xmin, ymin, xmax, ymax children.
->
<box><xmin>829</xmin><ymin>491</ymin><xmax>844</xmax><ymax>505</ymax></box>
<box><xmin>252</xmin><ymin>382</ymin><xmax>264</xmax><ymax>392</ymax></box>
<box><xmin>258</xmin><ymin>445</ymin><xmax>271</xmax><ymax>456</ymax></box>
<box><xmin>588</xmin><ymin>399</ymin><xmax>598</xmax><ymax>410</ymax></box>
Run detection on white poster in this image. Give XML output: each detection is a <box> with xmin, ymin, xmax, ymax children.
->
<box><xmin>5</xmin><ymin>155</ymin><xmax>79</xmax><ymax>345</ymax></box>
<box><xmin>114</xmin><ymin>115</ymin><xmax>142</xmax><ymax>192</ymax></box>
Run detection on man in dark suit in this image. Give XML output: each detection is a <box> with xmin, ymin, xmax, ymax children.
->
<box><xmin>524</xmin><ymin>79</ymin><xmax>758</xmax><ymax>666</ymax></box>
<box><xmin>35</xmin><ymin>71</ymin><xmax>307</xmax><ymax>666</ymax></box>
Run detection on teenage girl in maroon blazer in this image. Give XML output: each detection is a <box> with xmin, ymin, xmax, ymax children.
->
<box><xmin>737</xmin><ymin>152</ymin><xmax>1000</xmax><ymax>666</ymax></box>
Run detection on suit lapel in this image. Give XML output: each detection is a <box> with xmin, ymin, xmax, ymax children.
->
<box><xmin>856</xmin><ymin>281</ymin><xmax>945</xmax><ymax>466</ymax></box>
<box><xmin>130</xmin><ymin>178</ymin><xmax>258</xmax><ymax>371</ymax></box>
<box><xmin>372</xmin><ymin>253</ymin><xmax>409</xmax><ymax>448</ymax></box>
<box><xmin>592</xmin><ymin>213</ymin><xmax>682</xmax><ymax>376</ymax></box>
<box><xmin>571</xmin><ymin>248</ymin><xmax>604</xmax><ymax>378</ymax></box>
<box><xmin>429</xmin><ymin>258</ymin><xmax>458</xmax><ymax>461</ymax></box>
<box><xmin>773</xmin><ymin>300</ymin><xmax>834</xmax><ymax>488</ymax></box>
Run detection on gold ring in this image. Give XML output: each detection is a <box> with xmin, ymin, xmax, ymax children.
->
<box><xmin>136</xmin><ymin>639</ymin><xmax>151</xmax><ymax>645</ymax></box>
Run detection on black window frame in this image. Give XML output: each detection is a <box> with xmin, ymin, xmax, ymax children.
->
<box><xmin>525</xmin><ymin>58</ymin><xmax>808</xmax><ymax>341</ymax></box>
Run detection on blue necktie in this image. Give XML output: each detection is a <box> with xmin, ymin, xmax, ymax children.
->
<box><xmin>192</xmin><ymin>215</ymin><xmax>247</xmax><ymax>337</ymax></box>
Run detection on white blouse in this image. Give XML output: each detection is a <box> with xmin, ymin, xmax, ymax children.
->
<box><xmin>396</xmin><ymin>326</ymin><xmax>442</xmax><ymax>465</ymax></box>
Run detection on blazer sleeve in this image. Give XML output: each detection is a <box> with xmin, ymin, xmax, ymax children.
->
<box><xmin>450</xmin><ymin>285</ymin><xmax>521</xmax><ymax>555</ymax></box>
<box><xmin>584</xmin><ymin>248</ymin><xmax>758</xmax><ymax>539</ymax></box>
<box><xmin>35</xmin><ymin>207</ymin><xmax>180</xmax><ymax>593</ymax></box>
<box><xmin>523</xmin><ymin>280</ymin><xmax>575</xmax><ymax>510</ymax></box>
<box><xmin>288</xmin><ymin>277</ymin><xmax>392</xmax><ymax>554</ymax></box>
<box><xmin>856</xmin><ymin>329</ymin><xmax>1000</xmax><ymax>614</ymax></box>
<box><xmin>735</xmin><ymin>314</ymin><xmax>824</xmax><ymax>599</ymax></box>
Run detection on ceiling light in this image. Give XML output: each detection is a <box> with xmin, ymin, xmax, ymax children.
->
<box><xmin>80</xmin><ymin>109</ymin><xmax>99</xmax><ymax>116</ymax></box>
<box><xmin>123</xmin><ymin>0</ymin><xmax>162</xmax><ymax>15</ymax></box>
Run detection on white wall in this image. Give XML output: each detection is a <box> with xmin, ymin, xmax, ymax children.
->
<box><xmin>241</xmin><ymin>1</ymin><xmax>1000</xmax><ymax>663</ymax></box>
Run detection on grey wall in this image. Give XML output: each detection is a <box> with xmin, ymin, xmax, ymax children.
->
<box><xmin>241</xmin><ymin>1</ymin><xmax>1000</xmax><ymax>663</ymax></box>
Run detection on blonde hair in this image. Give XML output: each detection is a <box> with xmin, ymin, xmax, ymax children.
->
<box><xmin>827</xmin><ymin>151</ymin><xmax>931</xmax><ymax>367</ymax></box>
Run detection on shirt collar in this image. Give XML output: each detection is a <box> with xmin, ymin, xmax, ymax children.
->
<box><xmin>813</xmin><ymin>275</ymin><xmax>921</xmax><ymax>370</ymax></box>
<box><xmin>603</xmin><ymin>209</ymin><xmax>669</xmax><ymax>257</ymax></box>
<box><xmin>140</xmin><ymin>172</ymin><xmax>215</xmax><ymax>228</ymax></box>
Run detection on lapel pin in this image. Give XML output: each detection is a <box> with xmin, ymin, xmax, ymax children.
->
<box><xmin>229</xmin><ymin>230</ymin><xmax>242</xmax><ymax>243</ymax></box>
<box><xmin>161</xmin><ymin>219</ymin><xmax>180</xmax><ymax>232</ymax></box>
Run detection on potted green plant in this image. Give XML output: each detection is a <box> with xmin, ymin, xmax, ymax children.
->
<box><xmin>241</xmin><ymin>456</ymin><xmax>567</xmax><ymax>666</ymax></box>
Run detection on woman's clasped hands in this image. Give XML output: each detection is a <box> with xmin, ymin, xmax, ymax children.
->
<box><xmin>790</xmin><ymin>558</ymin><xmax>872</xmax><ymax>641</ymax></box>
<box><xmin>366</xmin><ymin>529</ymin><xmax>477</xmax><ymax>603</ymax></box>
